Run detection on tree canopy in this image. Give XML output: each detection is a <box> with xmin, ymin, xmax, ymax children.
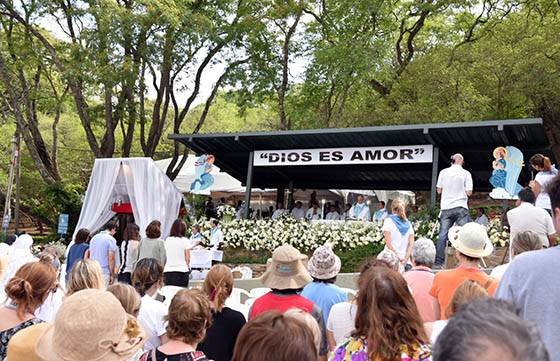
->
<box><xmin>0</xmin><ymin>0</ymin><xmax>559</xmax><ymax>225</ymax></box>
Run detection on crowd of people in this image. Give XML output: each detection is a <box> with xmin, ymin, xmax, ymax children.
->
<box><xmin>0</xmin><ymin>152</ymin><xmax>558</xmax><ymax>361</ymax></box>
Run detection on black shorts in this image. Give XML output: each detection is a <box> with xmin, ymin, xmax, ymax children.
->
<box><xmin>164</xmin><ymin>271</ymin><xmax>190</xmax><ymax>288</ymax></box>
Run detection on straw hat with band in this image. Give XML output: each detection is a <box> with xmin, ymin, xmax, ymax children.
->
<box><xmin>36</xmin><ymin>289</ymin><xmax>146</xmax><ymax>361</ymax></box>
<box><xmin>448</xmin><ymin>222</ymin><xmax>494</xmax><ymax>258</ymax></box>
<box><xmin>308</xmin><ymin>245</ymin><xmax>341</xmax><ymax>280</ymax></box>
<box><xmin>261</xmin><ymin>244</ymin><xmax>312</xmax><ymax>290</ymax></box>
<box><xmin>6</xmin><ymin>323</ymin><xmax>50</xmax><ymax>361</ymax></box>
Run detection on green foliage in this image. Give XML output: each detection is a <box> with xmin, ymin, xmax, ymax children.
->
<box><xmin>337</xmin><ymin>242</ymin><xmax>386</xmax><ymax>273</ymax></box>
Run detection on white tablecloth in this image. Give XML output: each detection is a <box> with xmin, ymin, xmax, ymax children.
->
<box><xmin>190</xmin><ymin>249</ymin><xmax>224</xmax><ymax>269</ymax></box>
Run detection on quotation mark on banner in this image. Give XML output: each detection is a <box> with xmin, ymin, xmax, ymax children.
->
<box><xmin>414</xmin><ymin>148</ymin><xmax>425</xmax><ymax>155</ymax></box>
<box><xmin>259</xmin><ymin>153</ymin><xmax>270</xmax><ymax>159</ymax></box>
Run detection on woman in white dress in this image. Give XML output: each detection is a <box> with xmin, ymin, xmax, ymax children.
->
<box><xmin>529</xmin><ymin>154</ymin><xmax>558</xmax><ymax>215</ymax></box>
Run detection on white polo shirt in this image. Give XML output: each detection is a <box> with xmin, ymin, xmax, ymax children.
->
<box><xmin>436</xmin><ymin>164</ymin><xmax>473</xmax><ymax>210</ymax></box>
<box><xmin>535</xmin><ymin>171</ymin><xmax>557</xmax><ymax>210</ymax></box>
<box><xmin>507</xmin><ymin>202</ymin><xmax>555</xmax><ymax>247</ymax></box>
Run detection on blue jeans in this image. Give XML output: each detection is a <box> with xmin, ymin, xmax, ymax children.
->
<box><xmin>436</xmin><ymin>207</ymin><xmax>472</xmax><ymax>266</ymax></box>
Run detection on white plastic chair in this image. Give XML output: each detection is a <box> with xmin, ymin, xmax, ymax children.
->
<box><xmin>160</xmin><ymin>285</ymin><xmax>184</xmax><ymax>306</ymax></box>
<box><xmin>244</xmin><ymin>298</ymin><xmax>257</xmax><ymax>307</ymax></box>
<box><xmin>340</xmin><ymin>288</ymin><xmax>357</xmax><ymax>299</ymax></box>
<box><xmin>228</xmin><ymin>288</ymin><xmax>251</xmax><ymax>305</ymax></box>
<box><xmin>228</xmin><ymin>302</ymin><xmax>250</xmax><ymax>320</ymax></box>
<box><xmin>249</xmin><ymin>287</ymin><xmax>271</xmax><ymax>299</ymax></box>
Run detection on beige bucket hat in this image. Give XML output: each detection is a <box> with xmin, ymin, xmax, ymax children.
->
<box><xmin>261</xmin><ymin>244</ymin><xmax>312</xmax><ymax>289</ymax></box>
<box><xmin>448</xmin><ymin>222</ymin><xmax>494</xmax><ymax>258</ymax></box>
<box><xmin>36</xmin><ymin>289</ymin><xmax>146</xmax><ymax>361</ymax></box>
<box><xmin>308</xmin><ymin>245</ymin><xmax>341</xmax><ymax>280</ymax></box>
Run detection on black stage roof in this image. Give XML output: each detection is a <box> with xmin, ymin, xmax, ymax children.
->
<box><xmin>170</xmin><ymin>118</ymin><xmax>553</xmax><ymax>191</ymax></box>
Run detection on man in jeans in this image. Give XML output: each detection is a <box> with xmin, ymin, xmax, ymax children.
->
<box><xmin>435</xmin><ymin>154</ymin><xmax>473</xmax><ymax>267</ymax></box>
<box><xmin>88</xmin><ymin>221</ymin><xmax>119</xmax><ymax>286</ymax></box>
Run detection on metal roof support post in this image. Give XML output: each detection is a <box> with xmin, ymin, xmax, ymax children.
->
<box><xmin>430</xmin><ymin>146</ymin><xmax>440</xmax><ymax>207</ymax></box>
<box><xmin>430</xmin><ymin>147</ymin><xmax>439</xmax><ymax>207</ymax></box>
<box><xmin>244</xmin><ymin>152</ymin><xmax>254</xmax><ymax>219</ymax></box>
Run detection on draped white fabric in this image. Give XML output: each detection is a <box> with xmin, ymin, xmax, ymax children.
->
<box><xmin>69</xmin><ymin>158</ymin><xmax>182</xmax><ymax>253</ymax></box>
<box><xmin>71</xmin><ymin>159</ymin><xmax>121</xmax><ymax>242</ymax></box>
<box><xmin>121</xmin><ymin>158</ymin><xmax>182</xmax><ymax>238</ymax></box>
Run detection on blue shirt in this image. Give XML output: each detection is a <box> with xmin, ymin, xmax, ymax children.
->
<box><xmin>88</xmin><ymin>231</ymin><xmax>118</xmax><ymax>274</ymax></box>
<box><xmin>301</xmin><ymin>282</ymin><xmax>348</xmax><ymax>323</ymax></box>
<box><xmin>65</xmin><ymin>243</ymin><xmax>89</xmax><ymax>280</ymax></box>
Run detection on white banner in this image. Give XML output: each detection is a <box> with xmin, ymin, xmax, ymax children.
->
<box><xmin>254</xmin><ymin>145</ymin><xmax>433</xmax><ymax>167</ymax></box>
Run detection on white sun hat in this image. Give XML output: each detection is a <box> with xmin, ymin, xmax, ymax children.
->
<box><xmin>448</xmin><ymin>222</ymin><xmax>494</xmax><ymax>258</ymax></box>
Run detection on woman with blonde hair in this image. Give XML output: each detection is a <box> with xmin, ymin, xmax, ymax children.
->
<box><xmin>382</xmin><ymin>199</ymin><xmax>415</xmax><ymax>269</ymax></box>
<box><xmin>425</xmin><ymin>279</ymin><xmax>488</xmax><ymax>344</ymax></box>
<box><xmin>0</xmin><ymin>261</ymin><xmax>58</xmax><ymax>359</ymax></box>
<box><xmin>198</xmin><ymin>264</ymin><xmax>246</xmax><ymax>361</ymax></box>
<box><xmin>107</xmin><ymin>283</ymin><xmax>141</xmax><ymax>317</ymax></box>
<box><xmin>66</xmin><ymin>259</ymin><xmax>105</xmax><ymax>297</ymax></box>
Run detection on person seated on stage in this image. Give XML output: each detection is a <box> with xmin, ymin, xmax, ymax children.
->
<box><xmin>306</xmin><ymin>202</ymin><xmax>323</xmax><ymax>221</ymax></box>
<box><xmin>272</xmin><ymin>203</ymin><xmax>287</xmax><ymax>220</ymax></box>
<box><xmin>291</xmin><ymin>201</ymin><xmax>306</xmax><ymax>220</ymax></box>
<box><xmin>429</xmin><ymin>223</ymin><xmax>494</xmax><ymax>321</ymax></box>
<box><xmin>474</xmin><ymin>207</ymin><xmax>489</xmax><ymax>226</ymax></box>
<box><xmin>348</xmin><ymin>195</ymin><xmax>371</xmax><ymax>221</ymax></box>
<box><xmin>341</xmin><ymin>203</ymin><xmax>352</xmax><ymax>220</ymax></box>
<box><xmin>249</xmin><ymin>244</ymin><xmax>328</xmax><ymax>359</ymax></box>
<box><xmin>373</xmin><ymin>201</ymin><xmax>389</xmax><ymax>222</ymax></box>
<box><xmin>325</xmin><ymin>205</ymin><xmax>340</xmax><ymax>221</ymax></box>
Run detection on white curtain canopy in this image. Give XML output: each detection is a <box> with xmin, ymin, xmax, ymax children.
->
<box><xmin>72</xmin><ymin>158</ymin><xmax>182</xmax><ymax>241</ymax></box>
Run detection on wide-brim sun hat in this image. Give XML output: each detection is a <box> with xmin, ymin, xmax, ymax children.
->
<box><xmin>448</xmin><ymin>222</ymin><xmax>494</xmax><ymax>258</ymax></box>
<box><xmin>6</xmin><ymin>323</ymin><xmax>50</xmax><ymax>361</ymax></box>
<box><xmin>261</xmin><ymin>244</ymin><xmax>312</xmax><ymax>289</ymax></box>
<box><xmin>36</xmin><ymin>289</ymin><xmax>146</xmax><ymax>361</ymax></box>
<box><xmin>308</xmin><ymin>245</ymin><xmax>341</xmax><ymax>280</ymax></box>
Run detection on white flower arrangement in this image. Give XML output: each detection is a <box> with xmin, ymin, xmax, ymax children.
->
<box><xmin>216</xmin><ymin>204</ymin><xmax>236</xmax><ymax>219</ymax></box>
<box><xmin>189</xmin><ymin>216</ymin><xmax>510</xmax><ymax>252</ymax></box>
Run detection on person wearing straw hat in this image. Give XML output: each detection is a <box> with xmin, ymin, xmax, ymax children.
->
<box><xmin>302</xmin><ymin>245</ymin><xmax>347</xmax><ymax>324</ymax></box>
<box><xmin>429</xmin><ymin>222</ymin><xmax>494</xmax><ymax>321</ymax></box>
<box><xmin>6</xmin><ymin>323</ymin><xmax>50</xmax><ymax>361</ymax></box>
<box><xmin>248</xmin><ymin>244</ymin><xmax>328</xmax><ymax>359</ymax></box>
<box><xmin>35</xmin><ymin>289</ymin><xmax>146</xmax><ymax>361</ymax></box>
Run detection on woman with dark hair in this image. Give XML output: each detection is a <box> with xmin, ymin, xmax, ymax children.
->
<box><xmin>138</xmin><ymin>220</ymin><xmax>167</xmax><ymax>267</ymax></box>
<box><xmin>529</xmin><ymin>153</ymin><xmax>558</xmax><ymax>214</ymax></box>
<box><xmin>0</xmin><ymin>261</ymin><xmax>58</xmax><ymax>359</ymax></box>
<box><xmin>118</xmin><ymin>223</ymin><xmax>141</xmax><ymax>284</ymax></box>
<box><xmin>329</xmin><ymin>267</ymin><xmax>431</xmax><ymax>361</ymax></box>
<box><xmin>164</xmin><ymin>219</ymin><xmax>191</xmax><ymax>287</ymax></box>
<box><xmin>132</xmin><ymin>258</ymin><xmax>168</xmax><ymax>352</ymax></box>
<box><xmin>65</xmin><ymin>228</ymin><xmax>91</xmax><ymax>281</ymax></box>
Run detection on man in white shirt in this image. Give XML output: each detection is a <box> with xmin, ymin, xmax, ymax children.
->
<box><xmin>306</xmin><ymin>202</ymin><xmax>323</xmax><ymax>221</ymax></box>
<box><xmin>435</xmin><ymin>154</ymin><xmax>473</xmax><ymax>267</ymax></box>
<box><xmin>348</xmin><ymin>195</ymin><xmax>371</xmax><ymax>221</ymax></box>
<box><xmin>373</xmin><ymin>201</ymin><xmax>389</xmax><ymax>222</ymax></box>
<box><xmin>325</xmin><ymin>205</ymin><xmax>340</xmax><ymax>220</ymax></box>
<box><xmin>209</xmin><ymin>219</ymin><xmax>224</xmax><ymax>249</ymax></box>
<box><xmin>272</xmin><ymin>203</ymin><xmax>287</xmax><ymax>220</ymax></box>
<box><xmin>507</xmin><ymin>187</ymin><xmax>556</xmax><ymax>248</ymax></box>
<box><xmin>291</xmin><ymin>201</ymin><xmax>305</xmax><ymax>220</ymax></box>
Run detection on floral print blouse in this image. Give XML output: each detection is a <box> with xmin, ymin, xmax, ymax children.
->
<box><xmin>329</xmin><ymin>337</ymin><xmax>432</xmax><ymax>361</ymax></box>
